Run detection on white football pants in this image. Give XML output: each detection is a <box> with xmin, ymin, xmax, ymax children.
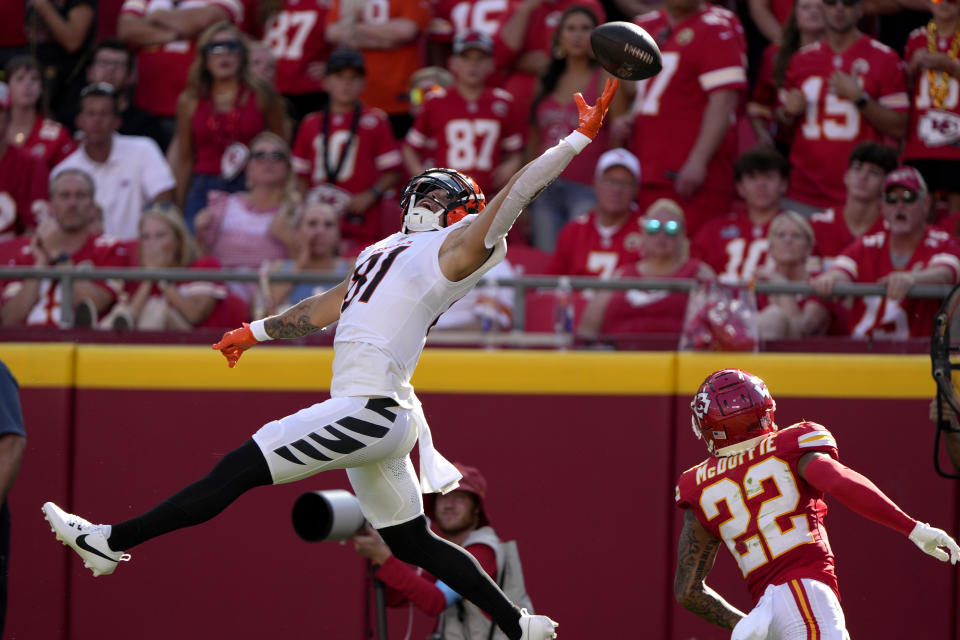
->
<box><xmin>732</xmin><ymin>578</ymin><xmax>850</xmax><ymax>640</ymax></box>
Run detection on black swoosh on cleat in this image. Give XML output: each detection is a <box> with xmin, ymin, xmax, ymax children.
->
<box><xmin>76</xmin><ymin>534</ymin><xmax>118</xmax><ymax>563</ymax></box>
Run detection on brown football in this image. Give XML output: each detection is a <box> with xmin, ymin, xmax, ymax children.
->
<box><xmin>590</xmin><ymin>21</ymin><xmax>662</xmax><ymax>81</ymax></box>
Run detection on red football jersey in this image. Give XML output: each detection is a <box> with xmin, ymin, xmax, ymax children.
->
<box><xmin>903</xmin><ymin>26</ymin><xmax>960</xmax><ymax>162</ymax></box>
<box><xmin>691</xmin><ymin>213</ymin><xmax>772</xmax><ymax>282</ymax></box>
<box><xmin>676</xmin><ymin>421</ymin><xmax>841</xmax><ymax>603</ymax></box>
<box><xmin>326</xmin><ymin>0</ymin><xmax>431</xmax><ymax>115</ymax></box>
<box><xmin>781</xmin><ymin>35</ymin><xmax>908</xmax><ymax>208</ymax></box>
<box><xmin>16</xmin><ymin>117</ymin><xmax>76</xmax><ymax>170</ymax></box>
<box><xmin>0</xmin><ymin>144</ymin><xmax>48</xmax><ymax>240</ymax></box>
<box><xmin>629</xmin><ymin>7</ymin><xmax>747</xmax><ymax>193</ymax></box>
<box><xmin>292</xmin><ymin>105</ymin><xmax>402</xmax><ymax>243</ymax></box>
<box><xmin>262</xmin><ymin>0</ymin><xmax>332</xmax><ymax>96</ymax></box>
<box><xmin>427</xmin><ymin>0</ymin><xmax>510</xmax><ymax>43</ymax></box>
<box><xmin>808</xmin><ymin>207</ymin><xmax>885</xmax><ymax>269</ymax></box>
<box><xmin>545</xmin><ymin>206</ymin><xmax>644</xmax><ymax>278</ymax></box>
<box><xmin>0</xmin><ymin>234</ymin><xmax>130</xmax><ymax>327</ymax></box>
<box><xmin>405</xmin><ymin>86</ymin><xmax>524</xmax><ymax>196</ymax></box>
<box><xmin>122</xmin><ymin>0</ymin><xmax>244</xmax><ymax>117</ymax></box>
<box><xmin>601</xmin><ymin>258</ymin><xmax>702</xmax><ymax>334</ymax></box>
<box><xmin>833</xmin><ymin>226</ymin><xmax>960</xmax><ymax>338</ymax></box>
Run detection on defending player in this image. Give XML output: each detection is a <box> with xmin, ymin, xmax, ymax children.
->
<box><xmin>674</xmin><ymin>368</ymin><xmax>959</xmax><ymax>638</ymax></box>
<box><xmin>41</xmin><ymin>77</ymin><xmax>619</xmax><ymax>640</ymax></box>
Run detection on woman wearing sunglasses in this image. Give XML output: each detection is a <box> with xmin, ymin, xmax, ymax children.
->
<box><xmin>173</xmin><ymin>21</ymin><xmax>288</xmax><ymax>230</ymax></box>
<box><xmin>577</xmin><ymin>198</ymin><xmax>715</xmax><ymax>342</ymax></box>
<box><xmin>195</xmin><ymin>132</ymin><xmax>300</xmax><ymax>309</ymax></box>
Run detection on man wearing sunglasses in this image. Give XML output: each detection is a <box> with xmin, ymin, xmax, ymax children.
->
<box><xmin>811</xmin><ymin>166</ymin><xmax>960</xmax><ymax>338</ymax></box>
<box><xmin>777</xmin><ymin>0</ymin><xmax>909</xmax><ymax>215</ymax></box>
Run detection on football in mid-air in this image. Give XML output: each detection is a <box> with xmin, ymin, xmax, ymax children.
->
<box><xmin>590</xmin><ymin>21</ymin><xmax>662</xmax><ymax>81</ymax></box>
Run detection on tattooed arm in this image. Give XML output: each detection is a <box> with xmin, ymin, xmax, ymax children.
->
<box><xmin>262</xmin><ymin>270</ymin><xmax>353</xmax><ymax>339</ymax></box>
<box><xmin>674</xmin><ymin>509</ymin><xmax>746</xmax><ymax>629</ymax></box>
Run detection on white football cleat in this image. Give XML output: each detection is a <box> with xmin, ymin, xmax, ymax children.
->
<box><xmin>519</xmin><ymin>608</ymin><xmax>558</xmax><ymax>640</ymax></box>
<box><xmin>42</xmin><ymin>502</ymin><xmax>131</xmax><ymax>577</ymax></box>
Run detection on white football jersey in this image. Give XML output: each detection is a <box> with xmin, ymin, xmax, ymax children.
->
<box><xmin>331</xmin><ymin>216</ymin><xmax>507</xmax><ymax>406</ymax></box>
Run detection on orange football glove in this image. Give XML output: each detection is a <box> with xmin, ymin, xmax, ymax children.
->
<box><xmin>575</xmin><ymin>78</ymin><xmax>619</xmax><ymax>140</ymax></box>
<box><xmin>212</xmin><ymin>322</ymin><xmax>259</xmax><ymax>368</ymax></box>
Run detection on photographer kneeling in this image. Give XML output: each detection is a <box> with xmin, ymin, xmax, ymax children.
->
<box><xmin>352</xmin><ymin>462</ymin><xmax>533</xmax><ymax>640</ymax></box>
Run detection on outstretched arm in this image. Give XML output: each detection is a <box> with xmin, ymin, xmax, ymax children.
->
<box><xmin>799</xmin><ymin>452</ymin><xmax>960</xmax><ymax>563</ymax></box>
<box><xmin>212</xmin><ymin>270</ymin><xmax>353</xmax><ymax>367</ymax></box>
<box><xmin>438</xmin><ymin>79</ymin><xmax>619</xmax><ymax>281</ymax></box>
<box><xmin>674</xmin><ymin>509</ymin><xmax>746</xmax><ymax>629</ymax></box>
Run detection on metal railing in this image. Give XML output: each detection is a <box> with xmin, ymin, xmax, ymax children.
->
<box><xmin>0</xmin><ymin>265</ymin><xmax>952</xmax><ymax>331</ymax></box>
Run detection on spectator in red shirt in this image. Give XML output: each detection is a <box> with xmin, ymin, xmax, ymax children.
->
<box><xmin>903</xmin><ymin>0</ymin><xmax>960</xmax><ymax>214</ymax></box>
<box><xmin>261</xmin><ymin>0</ymin><xmax>333</xmax><ymax>123</ymax></box>
<box><xmin>577</xmin><ymin>197</ymin><xmax>714</xmax><ymax>341</ymax></box>
<box><xmin>291</xmin><ymin>48</ymin><xmax>403</xmax><ymax>251</ymax></box>
<box><xmin>546</xmin><ymin>148</ymin><xmax>643</xmax><ymax>278</ymax></box>
<box><xmin>691</xmin><ymin>147</ymin><xmax>789</xmax><ymax>283</ymax></box>
<box><xmin>0</xmin><ymin>82</ymin><xmax>48</xmax><ymax>241</ymax></box>
<box><xmin>4</xmin><ymin>55</ymin><xmax>75</xmax><ymax>171</ymax></box>
<box><xmin>626</xmin><ymin>0</ymin><xmax>748</xmax><ymax>235</ymax></box>
<box><xmin>808</xmin><ymin>141</ymin><xmax>898</xmax><ymax>271</ymax></box>
<box><xmin>351</xmin><ymin>462</ymin><xmax>533</xmax><ymax>638</ymax></box>
<box><xmin>325</xmin><ymin>0</ymin><xmax>432</xmax><ymax>138</ymax></box>
<box><xmin>0</xmin><ymin>169</ymin><xmax>129</xmax><ymax>328</ymax></box>
<box><xmin>776</xmin><ymin>0</ymin><xmax>908</xmax><ymax>214</ymax></box>
<box><xmin>118</xmin><ymin>0</ymin><xmax>245</xmax><ymax>129</ymax></box>
<box><xmin>755</xmin><ymin>211</ymin><xmax>845</xmax><ymax>339</ymax></box>
<box><xmin>747</xmin><ymin>0</ymin><xmax>826</xmax><ymax>151</ymax></box>
<box><xmin>404</xmin><ymin>31</ymin><xmax>525</xmax><ymax>200</ymax></box>
<box><xmin>526</xmin><ymin>5</ymin><xmax>628</xmax><ymax>251</ymax></box>
<box><xmin>174</xmin><ymin>21</ymin><xmax>288</xmax><ymax>228</ymax></box>
<box><xmin>811</xmin><ymin>166</ymin><xmax>960</xmax><ymax>339</ymax></box>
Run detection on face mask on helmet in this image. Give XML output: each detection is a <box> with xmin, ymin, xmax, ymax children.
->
<box><xmin>689</xmin><ymin>369</ymin><xmax>777</xmax><ymax>456</ymax></box>
<box><xmin>400</xmin><ymin>168</ymin><xmax>485</xmax><ymax>233</ymax></box>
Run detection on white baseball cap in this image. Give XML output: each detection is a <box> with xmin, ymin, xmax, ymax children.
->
<box><xmin>595</xmin><ymin>148</ymin><xmax>641</xmax><ymax>181</ymax></box>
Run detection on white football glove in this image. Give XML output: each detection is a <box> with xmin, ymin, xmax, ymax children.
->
<box><xmin>908</xmin><ymin>522</ymin><xmax>960</xmax><ymax>564</ymax></box>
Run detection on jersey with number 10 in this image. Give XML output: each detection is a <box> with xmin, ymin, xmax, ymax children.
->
<box><xmin>675</xmin><ymin>422</ymin><xmax>840</xmax><ymax>602</ymax></box>
<box><xmin>331</xmin><ymin>218</ymin><xmax>506</xmax><ymax>405</ymax></box>
<box><xmin>782</xmin><ymin>36</ymin><xmax>908</xmax><ymax>208</ymax></box>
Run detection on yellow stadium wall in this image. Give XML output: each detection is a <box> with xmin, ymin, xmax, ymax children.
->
<box><xmin>2</xmin><ymin>344</ymin><xmax>956</xmax><ymax>640</ymax></box>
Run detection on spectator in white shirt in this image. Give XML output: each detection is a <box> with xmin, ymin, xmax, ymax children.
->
<box><xmin>52</xmin><ymin>83</ymin><xmax>176</xmax><ymax>241</ymax></box>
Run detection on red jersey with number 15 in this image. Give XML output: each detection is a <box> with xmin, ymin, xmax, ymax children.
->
<box><xmin>629</xmin><ymin>7</ymin><xmax>747</xmax><ymax>192</ymax></box>
<box><xmin>781</xmin><ymin>36</ymin><xmax>908</xmax><ymax>208</ymax></box>
<box><xmin>676</xmin><ymin>421</ymin><xmax>840</xmax><ymax>603</ymax></box>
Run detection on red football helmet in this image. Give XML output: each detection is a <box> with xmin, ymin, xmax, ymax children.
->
<box><xmin>690</xmin><ymin>369</ymin><xmax>777</xmax><ymax>456</ymax></box>
<box><xmin>400</xmin><ymin>168</ymin><xmax>485</xmax><ymax>233</ymax></box>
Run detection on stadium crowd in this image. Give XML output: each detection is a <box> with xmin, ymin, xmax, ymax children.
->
<box><xmin>0</xmin><ymin>0</ymin><xmax>958</xmax><ymax>342</ymax></box>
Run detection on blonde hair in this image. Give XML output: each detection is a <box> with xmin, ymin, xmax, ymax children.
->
<box><xmin>768</xmin><ymin>210</ymin><xmax>814</xmax><ymax>248</ymax></box>
<box><xmin>185</xmin><ymin>21</ymin><xmax>279</xmax><ymax>111</ymax></box>
<box><xmin>643</xmin><ymin>198</ymin><xmax>689</xmax><ymax>262</ymax></box>
<box><xmin>248</xmin><ymin>131</ymin><xmax>301</xmax><ymax>215</ymax></box>
<box><xmin>138</xmin><ymin>203</ymin><xmax>197</xmax><ymax>268</ymax></box>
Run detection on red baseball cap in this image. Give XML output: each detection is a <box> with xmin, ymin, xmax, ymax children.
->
<box><xmin>425</xmin><ymin>462</ymin><xmax>490</xmax><ymax>527</ymax></box>
<box><xmin>883</xmin><ymin>166</ymin><xmax>927</xmax><ymax>194</ymax></box>
<box><xmin>453</xmin><ymin>30</ymin><xmax>494</xmax><ymax>56</ymax></box>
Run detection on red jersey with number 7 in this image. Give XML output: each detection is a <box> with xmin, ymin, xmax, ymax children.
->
<box><xmin>781</xmin><ymin>36</ymin><xmax>908</xmax><ymax>208</ymax></box>
<box><xmin>676</xmin><ymin>422</ymin><xmax>840</xmax><ymax>602</ymax></box>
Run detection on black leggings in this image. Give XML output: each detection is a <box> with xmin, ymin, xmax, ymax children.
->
<box><xmin>108</xmin><ymin>439</ymin><xmax>272</xmax><ymax>551</ymax></box>
<box><xmin>378</xmin><ymin>516</ymin><xmax>522</xmax><ymax>640</ymax></box>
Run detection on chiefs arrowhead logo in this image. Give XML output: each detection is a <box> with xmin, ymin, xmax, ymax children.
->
<box><xmin>692</xmin><ymin>392</ymin><xmax>711</xmax><ymax>419</ymax></box>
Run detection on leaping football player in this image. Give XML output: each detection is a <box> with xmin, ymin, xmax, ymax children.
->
<box><xmin>41</xmin><ymin>78</ymin><xmax>620</xmax><ymax>640</ymax></box>
<box><xmin>674</xmin><ymin>368</ymin><xmax>959</xmax><ymax>639</ymax></box>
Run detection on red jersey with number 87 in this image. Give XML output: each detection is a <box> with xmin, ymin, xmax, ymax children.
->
<box><xmin>676</xmin><ymin>422</ymin><xmax>840</xmax><ymax>602</ymax></box>
<box><xmin>781</xmin><ymin>36</ymin><xmax>908</xmax><ymax>208</ymax></box>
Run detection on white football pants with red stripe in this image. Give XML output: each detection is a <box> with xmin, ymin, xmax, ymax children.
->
<box><xmin>732</xmin><ymin>578</ymin><xmax>850</xmax><ymax>640</ymax></box>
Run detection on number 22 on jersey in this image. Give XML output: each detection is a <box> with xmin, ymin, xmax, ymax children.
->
<box><xmin>699</xmin><ymin>457</ymin><xmax>813</xmax><ymax>577</ymax></box>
